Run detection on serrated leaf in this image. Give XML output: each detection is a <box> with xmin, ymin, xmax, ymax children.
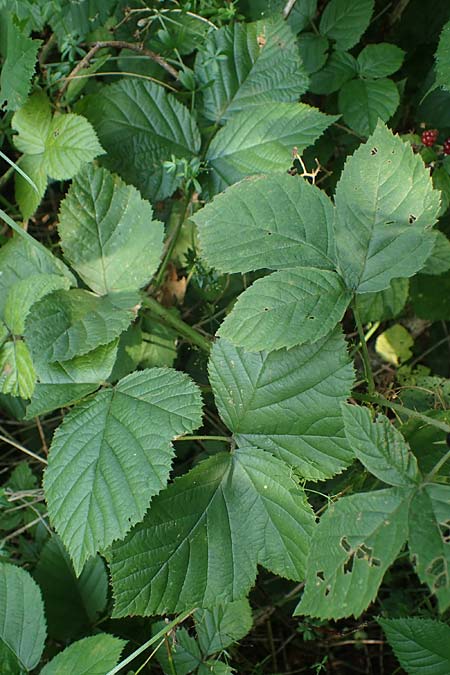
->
<box><xmin>154</xmin><ymin>623</ymin><xmax>202</xmax><ymax>675</ymax></box>
<box><xmin>58</xmin><ymin>165</ymin><xmax>164</xmax><ymax>295</ymax></box>
<box><xmin>341</xmin><ymin>404</ymin><xmax>420</xmax><ymax>486</ymax></box>
<box><xmin>436</xmin><ymin>19</ymin><xmax>450</xmax><ymax>92</ymax></box>
<box><xmin>14</xmin><ymin>154</ymin><xmax>47</xmax><ymax>220</ymax></box>
<box><xmin>334</xmin><ymin>122</ymin><xmax>440</xmax><ymax>293</ymax></box>
<box><xmin>408</xmin><ymin>484</ymin><xmax>450</xmax><ymax>612</ymax></box>
<box><xmin>0</xmin><ymin>340</ymin><xmax>36</xmax><ymax>398</ymax></box>
<box><xmin>298</xmin><ymin>33</ymin><xmax>329</xmax><ymax>74</ymax></box>
<box><xmin>0</xmin><ymin>16</ymin><xmax>41</xmax><ymax>111</ymax></box>
<box><xmin>0</xmin><ymin>563</ymin><xmax>46</xmax><ymax>671</ymax></box>
<box><xmin>199</xmin><ymin>660</ymin><xmax>233</xmax><ymax>675</ymax></box>
<box><xmin>4</xmin><ymin>273</ymin><xmax>70</xmax><ymax>334</ymax></box>
<box><xmin>25</xmin><ymin>288</ymin><xmax>140</xmax><ymax>364</ymax></box>
<box><xmin>109</xmin><ymin>448</ymin><xmax>315</xmax><ymax>616</ymax></box>
<box><xmin>339</xmin><ymin>78</ymin><xmax>400</xmax><ymax>136</ymax></box>
<box><xmin>421</xmin><ymin>231</ymin><xmax>450</xmax><ymax>275</ymax></box>
<box><xmin>44</xmin><ymin>113</ymin><xmax>104</xmax><ymax>180</ymax></box>
<box><xmin>357</xmin><ymin>43</ymin><xmax>405</xmax><ymax>79</ymax></box>
<box><xmin>195</xmin><ymin>17</ymin><xmax>308</xmax><ymax>124</ymax></box>
<box><xmin>205</xmin><ymin>102</ymin><xmax>337</xmax><ymax>195</ymax></box>
<box><xmin>11</xmin><ymin>89</ymin><xmax>51</xmax><ymax>154</ymax></box>
<box><xmin>209</xmin><ymin>330</ymin><xmax>354</xmax><ymax>480</ymax></box>
<box><xmin>217</xmin><ymin>268</ymin><xmax>351</xmax><ymax>351</ymax></box>
<box><xmin>379</xmin><ymin>617</ymin><xmax>450</xmax><ymax>675</ymax></box>
<box><xmin>0</xmin><ymin>235</ymin><xmax>75</xmax><ymax>319</ymax></box>
<box><xmin>40</xmin><ymin>633</ymin><xmax>126</xmax><ymax>675</ymax></box>
<box><xmin>375</xmin><ymin>323</ymin><xmax>413</xmax><ymax>366</ymax></box>
<box><xmin>355</xmin><ymin>278</ymin><xmax>409</xmax><ymax>323</ymax></box>
<box><xmin>44</xmin><ymin>368</ymin><xmax>203</xmax><ymax>574</ymax></box>
<box><xmin>319</xmin><ymin>0</ymin><xmax>374</xmax><ymax>51</ymax></box>
<box><xmin>194</xmin><ymin>173</ymin><xmax>336</xmax><ymax>274</ymax></box>
<box><xmin>309</xmin><ymin>50</ymin><xmax>357</xmax><ymax>95</ymax></box>
<box><xmin>196</xmin><ymin>599</ymin><xmax>253</xmax><ymax>656</ymax></box>
<box><xmin>34</xmin><ymin>535</ymin><xmax>108</xmax><ymax>640</ymax></box>
<box><xmin>296</xmin><ymin>488</ymin><xmax>411</xmax><ymax>619</ymax></box>
<box><xmin>77</xmin><ymin>79</ymin><xmax>201</xmax><ymax>201</ymax></box>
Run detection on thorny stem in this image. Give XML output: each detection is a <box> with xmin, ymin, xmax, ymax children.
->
<box><xmin>352</xmin><ymin>301</ymin><xmax>376</xmax><ymax>395</ymax></box>
<box><xmin>141</xmin><ymin>296</ymin><xmax>211</xmax><ymax>353</ymax></box>
<box><xmin>352</xmin><ymin>392</ymin><xmax>450</xmax><ymax>434</ymax></box>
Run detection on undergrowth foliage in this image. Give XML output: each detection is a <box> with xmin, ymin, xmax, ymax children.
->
<box><xmin>0</xmin><ymin>1</ymin><xmax>450</xmax><ymax>674</ymax></box>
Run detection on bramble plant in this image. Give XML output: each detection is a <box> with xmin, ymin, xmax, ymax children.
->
<box><xmin>0</xmin><ymin>1</ymin><xmax>450</xmax><ymax>674</ymax></box>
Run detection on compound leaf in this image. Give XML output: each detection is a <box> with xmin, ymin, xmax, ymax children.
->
<box><xmin>34</xmin><ymin>535</ymin><xmax>108</xmax><ymax>640</ymax></box>
<box><xmin>40</xmin><ymin>633</ymin><xmax>126</xmax><ymax>675</ymax></box>
<box><xmin>25</xmin><ymin>288</ymin><xmax>140</xmax><ymax>364</ymax></box>
<box><xmin>109</xmin><ymin>448</ymin><xmax>315</xmax><ymax>616</ymax></box>
<box><xmin>58</xmin><ymin>165</ymin><xmax>164</xmax><ymax>295</ymax></box>
<box><xmin>319</xmin><ymin>0</ymin><xmax>374</xmax><ymax>51</ymax></box>
<box><xmin>408</xmin><ymin>484</ymin><xmax>450</xmax><ymax>612</ymax></box>
<box><xmin>341</xmin><ymin>404</ymin><xmax>420</xmax><ymax>486</ymax></box>
<box><xmin>195</xmin><ymin>17</ymin><xmax>308</xmax><ymax>123</ymax></box>
<box><xmin>217</xmin><ymin>268</ymin><xmax>351</xmax><ymax>351</ymax></box>
<box><xmin>379</xmin><ymin>617</ymin><xmax>450</xmax><ymax>675</ymax></box>
<box><xmin>44</xmin><ymin>368</ymin><xmax>203</xmax><ymax>574</ymax></box>
<box><xmin>0</xmin><ymin>563</ymin><xmax>46</xmax><ymax>671</ymax></box>
<box><xmin>357</xmin><ymin>43</ymin><xmax>405</xmax><ymax>79</ymax></box>
<box><xmin>296</xmin><ymin>488</ymin><xmax>411</xmax><ymax>619</ymax></box>
<box><xmin>209</xmin><ymin>330</ymin><xmax>355</xmax><ymax>480</ymax></box>
<box><xmin>338</xmin><ymin>77</ymin><xmax>400</xmax><ymax>136</ymax></box>
<box><xmin>309</xmin><ymin>50</ymin><xmax>357</xmax><ymax>95</ymax></box>
<box><xmin>78</xmin><ymin>79</ymin><xmax>201</xmax><ymax>201</ymax></box>
<box><xmin>205</xmin><ymin>102</ymin><xmax>337</xmax><ymax>195</ymax></box>
<box><xmin>334</xmin><ymin>122</ymin><xmax>440</xmax><ymax>293</ymax></box>
<box><xmin>194</xmin><ymin>173</ymin><xmax>336</xmax><ymax>274</ymax></box>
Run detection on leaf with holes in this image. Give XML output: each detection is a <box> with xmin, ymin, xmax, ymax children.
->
<box><xmin>334</xmin><ymin>122</ymin><xmax>440</xmax><ymax>293</ymax></box>
<box><xmin>217</xmin><ymin>268</ymin><xmax>351</xmax><ymax>351</ymax></box>
<box><xmin>44</xmin><ymin>368</ymin><xmax>203</xmax><ymax>574</ymax></box>
<box><xmin>408</xmin><ymin>484</ymin><xmax>450</xmax><ymax>612</ymax></box>
<box><xmin>209</xmin><ymin>330</ymin><xmax>354</xmax><ymax>480</ymax></box>
<box><xmin>58</xmin><ymin>164</ymin><xmax>164</xmax><ymax>295</ymax></box>
<box><xmin>296</xmin><ymin>488</ymin><xmax>411</xmax><ymax>619</ymax></box>
<box><xmin>109</xmin><ymin>448</ymin><xmax>315</xmax><ymax>615</ymax></box>
<box><xmin>195</xmin><ymin>16</ymin><xmax>308</xmax><ymax>124</ymax></box>
<box><xmin>341</xmin><ymin>404</ymin><xmax>420</xmax><ymax>486</ymax></box>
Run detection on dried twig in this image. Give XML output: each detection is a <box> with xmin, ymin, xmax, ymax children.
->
<box><xmin>283</xmin><ymin>0</ymin><xmax>298</xmax><ymax>19</ymax></box>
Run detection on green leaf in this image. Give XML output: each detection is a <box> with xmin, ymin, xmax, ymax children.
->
<box><xmin>199</xmin><ymin>660</ymin><xmax>233</xmax><ymax>675</ymax></box>
<box><xmin>0</xmin><ymin>235</ymin><xmax>75</xmax><ymax>319</ymax></box>
<box><xmin>40</xmin><ymin>633</ymin><xmax>126</xmax><ymax>675</ymax></box>
<box><xmin>58</xmin><ymin>165</ymin><xmax>164</xmax><ymax>295</ymax></box>
<box><xmin>194</xmin><ymin>173</ymin><xmax>336</xmax><ymax>274</ymax></box>
<box><xmin>0</xmin><ymin>340</ymin><xmax>36</xmax><ymax>398</ymax></box>
<box><xmin>34</xmin><ymin>535</ymin><xmax>108</xmax><ymax>640</ymax></box>
<box><xmin>154</xmin><ymin>623</ymin><xmax>202</xmax><ymax>675</ymax></box>
<box><xmin>0</xmin><ymin>563</ymin><xmax>46</xmax><ymax>671</ymax></box>
<box><xmin>298</xmin><ymin>33</ymin><xmax>329</xmax><ymax>74</ymax></box>
<box><xmin>355</xmin><ymin>278</ymin><xmax>409</xmax><ymax>323</ymax></box>
<box><xmin>12</xmin><ymin>91</ymin><xmax>103</xmax><ymax>180</ymax></box>
<box><xmin>44</xmin><ymin>368</ymin><xmax>203</xmax><ymax>574</ymax></box>
<box><xmin>195</xmin><ymin>17</ymin><xmax>308</xmax><ymax>124</ymax></box>
<box><xmin>25</xmin><ymin>288</ymin><xmax>140</xmax><ymax>364</ymax></box>
<box><xmin>209</xmin><ymin>330</ymin><xmax>354</xmax><ymax>480</ymax></box>
<box><xmin>341</xmin><ymin>404</ymin><xmax>420</xmax><ymax>486</ymax></box>
<box><xmin>375</xmin><ymin>323</ymin><xmax>414</xmax><ymax>366</ymax></box>
<box><xmin>14</xmin><ymin>154</ymin><xmax>47</xmax><ymax>220</ymax></box>
<box><xmin>296</xmin><ymin>488</ymin><xmax>411</xmax><ymax>619</ymax></box>
<box><xmin>378</xmin><ymin>617</ymin><xmax>450</xmax><ymax>675</ymax></box>
<box><xmin>4</xmin><ymin>273</ymin><xmax>71</xmax><ymax>334</ymax></box>
<box><xmin>109</xmin><ymin>448</ymin><xmax>315</xmax><ymax>616</ymax></box>
<box><xmin>435</xmin><ymin>19</ymin><xmax>450</xmax><ymax>92</ymax></box>
<box><xmin>357</xmin><ymin>43</ymin><xmax>405</xmax><ymax>79</ymax></box>
<box><xmin>309</xmin><ymin>50</ymin><xmax>357</xmax><ymax>95</ymax></box>
<box><xmin>0</xmin><ymin>16</ymin><xmax>41</xmax><ymax>111</ymax></box>
<box><xmin>421</xmin><ymin>231</ymin><xmax>450</xmax><ymax>275</ymax></box>
<box><xmin>408</xmin><ymin>484</ymin><xmax>450</xmax><ymax>612</ymax></box>
<box><xmin>410</xmin><ymin>272</ymin><xmax>450</xmax><ymax>320</ymax></box>
<box><xmin>77</xmin><ymin>79</ymin><xmax>201</xmax><ymax>201</ymax></box>
<box><xmin>217</xmin><ymin>268</ymin><xmax>351</xmax><ymax>351</ymax></box>
<box><xmin>334</xmin><ymin>122</ymin><xmax>440</xmax><ymax>293</ymax></box>
<box><xmin>205</xmin><ymin>103</ymin><xmax>338</xmax><ymax>195</ymax></box>
<box><xmin>195</xmin><ymin>599</ymin><xmax>253</xmax><ymax>656</ymax></box>
<box><xmin>338</xmin><ymin>78</ymin><xmax>400</xmax><ymax>136</ymax></box>
<box><xmin>319</xmin><ymin>0</ymin><xmax>374</xmax><ymax>51</ymax></box>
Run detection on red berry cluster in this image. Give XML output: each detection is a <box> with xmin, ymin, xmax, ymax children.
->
<box><xmin>444</xmin><ymin>138</ymin><xmax>450</xmax><ymax>156</ymax></box>
<box><xmin>421</xmin><ymin>129</ymin><xmax>438</xmax><ymax>147</ymax></box>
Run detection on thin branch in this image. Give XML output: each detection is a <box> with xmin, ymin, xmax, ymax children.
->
<box><xmin>283</xmin><ymin>0</ymin><xmax>298</xmax><ymax>19</ymax></box>
<box><xmin>58</xmin><ymin>40</ymin><xmax>179</xmax><ymax>99</ymax></box>
<box><xmin>351</xmin><ymin>393</ymin><xmax>450</xmax><ymax>434</ymax></box>
<box><xmin>0</xmin><ymin>434</ymin><xmax>48</xmax><ymax>465</ymax></box>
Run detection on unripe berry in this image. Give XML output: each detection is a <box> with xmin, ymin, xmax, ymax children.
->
<box><xmin>421</xmin><ymin>129</ymin><xmax>438</xmax><ymax>147</ymax></box>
